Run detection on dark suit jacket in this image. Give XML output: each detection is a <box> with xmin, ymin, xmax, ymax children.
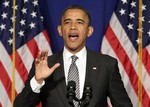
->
<box><xmin>14</xmin><ymin>49</ymin><xmax>133</xmax><ymax>107</ymax></box>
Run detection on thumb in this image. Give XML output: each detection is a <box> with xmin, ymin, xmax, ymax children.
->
<box><xmin>51</xmin><ymin>63</ymin><xmax>60</xmax><ymax>71</ymax></box>
<box><xmin>48</xmin><ymin>63</ymin><xmax>60</xmax><ymax>75</ymax></box>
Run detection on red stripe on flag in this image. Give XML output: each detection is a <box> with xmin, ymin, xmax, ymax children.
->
<box><xmin>43</xmin><ymin>30</ymin><xmax>51</xmax><ymax>46</ymax></box>
<box><xmin>142</xmin><ymin>48</ymin><xmax>150</xmax><ymax>76</ymax></box>
<box><xmin>0</xmin><ymin>61</ymin><xmax>17</xmax><ymax>101</ymax></box>
<box><xmin>105</xmin><ymin>25</ymin><xmax>150</xmax><ymax>107</ymax></box>
<box><xmin>10</xmin><ymin>52</ymin><xmax>28</xmax><ymax>84</ymax></box>
<box><xmin>0</xmin><ymin>102</ymin><xmax>2</xmax><ymax>107</ymax></box>
<box><xmin>26</xmin><ymin>38</ymin><xmax>39</xmax><ymax>59</ymax></box>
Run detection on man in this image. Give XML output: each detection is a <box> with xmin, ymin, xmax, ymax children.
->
<box><xmin>14</xmin><ymin>5</ymin><xmax>133</xmax><ymax>107</ymax></box>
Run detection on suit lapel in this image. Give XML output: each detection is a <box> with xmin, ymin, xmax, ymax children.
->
<box><xmin>52</xmin><ymin>52</ymin><xmax>70</xmax><ymax>106</ymax></box>
<box><xmin>84</xmin><ymin>50</ymin><xmax>100</xmax><ymax>90</ymax></box>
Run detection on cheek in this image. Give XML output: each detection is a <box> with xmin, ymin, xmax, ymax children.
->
<box><xmin>79</xmin><ymin>35</ymin><xmax>87</xmax><ymax>43</ymax></box>
<box><xmin>61</xmin><ymin>28</ymin><xmax>68</xmax><ymax>35</ymax></box>
<box><xmin>61</xmin><ymin>34</ymin><xmax>68</xmax><ymax>41</ymax></box>
<box><xmin>81</xmin><ymin>30</ymin><xmax>89</xmax><ymax>38</ymax></box>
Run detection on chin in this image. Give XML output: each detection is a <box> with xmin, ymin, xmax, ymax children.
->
<box><xmin>67</xmin><ymin>47</ymin><xmax>79</xmax><ymax>52</ymax></box>
<box><xmin>68</xmin><ymin>47</ymin><xmax>82</xmax><ymax>53</ymax></box>
<box><xmin>69</xmin><ymin>47</ymin><xmax>77</xmax><ymax>51</ymax></box>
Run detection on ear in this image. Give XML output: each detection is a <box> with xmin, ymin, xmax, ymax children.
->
<box><xmin>57</xmin><ymin>25</ymin><xmax>62</xmax><ymax>36</ymax></box>
<box><xmin>87</xmin><ymin>26</ymin><xmax>94</xmax><ymax>37</ymax></box>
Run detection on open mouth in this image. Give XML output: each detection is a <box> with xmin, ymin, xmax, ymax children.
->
<box><xmin>69</xmin><ymin>34</ymin><xmax>79</xmax><ymax>41</ymax></box>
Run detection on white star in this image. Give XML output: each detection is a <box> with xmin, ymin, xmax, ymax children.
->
<box><xmin>121</xmin><ymin>0</ymin><xmax>127</xmax><ymax>4</ymax></box>
<box><xmin>20</xmin><ymin>19</ymin><xmax>26</xmax><ymax>26</ymax></box>
<box><xmin>32</xmin><ymin>0</ymin><xmax>38</xmax><ymax>6</ymax></box>
<box><xmin>3</xmin><ymin>1</ymin><xmax>10</xmax><ymax>7</ymax></box>
<box><xmin>136</xmin><ymin>38</ymin><xmax>139</xmax><ymax>44</ymax></box>
<box><xmin>142</xmin><ymin>4</ymin><xmax>146</xmax><ymax>11</ymax></box>
<box><xmin>127</xmin><ymin>23</ymin><xmax>133</xmax><ymax>30</ymax></box>
<box><xmin>129</xmin><ymin>12</ymin><xmax>135</xmax><ymax>19</ymax></box>
<box><xmin>142</xmin><ymin>16</ymin><xmax>145</xmax><ymax>22</ymax></box>
<box><xmin>18</xmin><ymin>30</ymin><xmax>24</xmax><ymax>37</ymax></box>
<box><xmin>1</xmin><ymin>12</ymin><xmax>8</xmax><ymax>19</ymax></box>
<box><xmin>149</xmin><ymin>21</ymin><xmax>150</xmax><ymax>23</ymax></box>
<box><xmin>21</xmin><ymin>8</ymin><xmax>27</xmax><ymax>14</ymax></box>
<box><xmin>136</xmin><ymin>38</ymin><xmax>142</xmax><ymax>44</ymax></box>
<box><xmin>8</xmin><ymin>38</ymin><xmax>13</xmax><ymax>45</ymax></box>
<box><xmin>10</xmin><ymin>16</ymin><xmax>16</xmax><ymax>22</ymax></box>
<box><xmin>147</xmin><ymin>30</ymin><xmax>150</xmax><ymax>37</ymax></box>
<box><xmin>9</xmin><ymin>27</ymin><xmax>14</xmax><ymax>34</ymax></box>
<box><xmin>139</xmin><ymin>16</ymin><xmax>145</xmax><ymax>22</ymax></box>
<box><xmin>0</xmin><ymin>24</ymin><xmax>6</xmax><ymax>30</ymax></box>
<box><xmin>130</xmin><ymin>1</ymin><xmax>136</xmax><ymax>8</ymax></box>
<box><xmin>119</xmin><ymin>8</ymin><xmax>126</xmax><ymax>15</ymax></box>
<box><xmin>12</xmin><ymin>5</ymin><xmax>18</xmax><ymax>10</ymax></box>
<box><xmin>29</xmin><ymin>22</ymin><xmax>36</xmax><ymax>29</ymax></box>
<box><xmin>40</xmin><ymin>16</ymin><xmax>44</xmax><ymax>21</ymax></box>
<box><xmin>31</xmin><ymin>11</ymin><xmax>37</xmax><ymax>18</ymax></box>
<box><xmin>137</xmin><ymin>28</ymin><xmax>143</xmax><ymax>33</ymax></box>
<box><xmin>24</xmin><ymin>0</ymin><xmax>29</xmax><ymax>3</ymax></box>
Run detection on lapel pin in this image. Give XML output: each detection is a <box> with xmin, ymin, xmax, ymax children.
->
<box><xmin>93</xmin><ymin>67</ymin><xmax>97</xmax><ymax>70</ymax></box>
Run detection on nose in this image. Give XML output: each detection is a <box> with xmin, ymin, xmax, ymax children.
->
<box><xmin>70</xmin><ymin>22</ymin><xmax>77</xmax><ymax>30</ymax></box>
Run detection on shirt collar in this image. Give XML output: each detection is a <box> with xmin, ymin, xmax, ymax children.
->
<box><xmin>63</xmin><ymin>47</ymin><xmax>87</xmax><ymax>61</ymax></box>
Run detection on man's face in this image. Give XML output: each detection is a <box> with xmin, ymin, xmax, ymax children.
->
<box><xmin>58</xmin><ymin>9</ymin><xmax>93</xmax><ymax>54</ymax></box>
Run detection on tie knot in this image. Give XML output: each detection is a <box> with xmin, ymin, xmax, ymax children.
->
<box><xmin>71</xmin><ymin>55</ymin><xmax>78</xmax><ymax>63</ymax></box>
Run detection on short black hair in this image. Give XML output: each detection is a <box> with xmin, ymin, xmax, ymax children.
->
<box><xmin>60</xmin><ymin>5</ymin><xmax>91</xmax><ymax>26</ymax></box>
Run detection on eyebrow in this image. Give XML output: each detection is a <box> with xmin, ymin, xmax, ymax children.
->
<box><xmin>76</xmin><ymin>19</ymin><xmax>85</xmax><ymax>23</ymax></box>
<box><xmin>63</xmin><ymin>18</ymin><xmax>85</xmax><ymax>23</ymax></box>
<box><xmin>63</xmin><ymin>19</ymin><xmax>71</xmax><ymax>23</ymax></box>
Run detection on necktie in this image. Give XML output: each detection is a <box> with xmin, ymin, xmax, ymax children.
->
<box><xmin>68</xmin><ymin>55</ymin><xmax>80</xmax><ymax>107</ymax></box>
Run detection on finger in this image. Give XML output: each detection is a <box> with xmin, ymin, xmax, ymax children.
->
<box><xmin>37</xmin><ymin>51</ymin><xmax>41</xmax><ymax>60</ymax></box>
<box><xmin>35</xmin><ymin>51</ymin><xmax>44</xmax><ymax>65</ymax></box>
<box><xmin>35</xmin><ymin>58</ymin><xmax>40</xmax><ymax>65</ymax></box>
<box><xmin>40</xmin><ymin>51</ymin><xmax>45</xmax><ymax>60</ymax></box>
<box><xmin>43</xmin><ymin>51</ymin><xmax>48</xmax><ymax>60</ymax></box>
<box><xmin>42</xmin><ymin>51</ymin><xmax>48</xmax><ymax>60</ymax></box>
<box><xmin>51</xmin><ymin>63</ymin><xmax>60</xmax><ymax>70</ymax></box>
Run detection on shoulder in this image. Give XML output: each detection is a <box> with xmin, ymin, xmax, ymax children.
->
<box><xmin>47</xmin><ymin>50</ymin><xmax>63</xmax><ymax>65</ymax></box>
<box><xmin>87</xmin><ymin>49</ymin><xmax>118</xmax><ymax>65</ymax></box>
<box><xmin>48</xmin><ymin>50</ymin><xmax>63</xmax><ymax>58</ymax></box>
<box><xmin>87</xmin><ymin>50</ymin><xmax>118</xmax><ymax>67</ymax></box>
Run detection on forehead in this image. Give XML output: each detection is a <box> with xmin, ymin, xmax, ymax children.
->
<box><xmin>62</xmin><ymin>9</ymin><xmax>88</xmax><ymax>20</ymax></box>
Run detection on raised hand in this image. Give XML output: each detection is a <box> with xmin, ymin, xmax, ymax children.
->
<box><xmin>35</xmin><ymin>51</ymin><xmax>60</xmax><ymax>84</ymax></box>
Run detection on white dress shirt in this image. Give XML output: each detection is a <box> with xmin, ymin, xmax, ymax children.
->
<box><xmin>30</xmin><ymin>47</ymin><xmax>87</xmax><ymax>99</ymax></box>
<box><xmin>63</xmin><ymin>47</ymin><xmax>87</xmax><ymax>98</ymax></box>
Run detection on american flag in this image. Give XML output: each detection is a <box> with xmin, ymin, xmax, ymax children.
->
<box><xmin>101</xmin><ymin>0</ymin><xmax>150</xmax><ymax>107</ymax></box>
<box><xmin>0</xmin><ymin>0</ymin><xmax>52</xmax><ymax>107</ymax></box>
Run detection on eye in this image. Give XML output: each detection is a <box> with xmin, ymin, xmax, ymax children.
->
<box><xmin>77</xmin><ymin>21</ymin><xmax>84</xmax><ymax>24</ymax></box>
<box><xmin>63</xmin><ymin>19</ymin><xmax>71</xmax><ymax>25</ymax></box>
<box><xmin>64</xmin><ymin>21</ymin><xmax>70</xmax><ymax>24</ymax></box>
<box><xmin>77</xmin><ymin>19</ymin><xmax>85</xmax><ymax>25</ymax></box>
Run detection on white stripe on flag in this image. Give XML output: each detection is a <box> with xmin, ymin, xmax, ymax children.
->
<box><xmin>34</xmin><ymin>32</ymin><xmax>52</xmax><ymax>56</ymax></box>
<box><xmin>110</xmin><ymin>13</ymin><xmax>150</xmax><ymax>97</ymax></box>
<box><xmin>101</xmin><ymin>37</ymin><xmax>138</xmax><ymax>107</ymax></box>
<box><xmin>110</xmin><ymin>13</ymin><xmax>139</xmax><ymax>73</ymax></box>
<box><xmin>0</xmin><ymin>81</ymin><xmax>11</xmax><ymax>107</ymax></box>
<box><xmin>0</xmin><ymin>42</ymin><xmax>24</xmax><ymax>94</ymax></box>
<box><xmin>17</xmin><ymin>44</ymin><xmax>34</xmax><ymax>73</ymax></box>
<box><xmin>146</xmin><ymin>45</ymin><xmax>150</xmax><ymax>54</ymax></box>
